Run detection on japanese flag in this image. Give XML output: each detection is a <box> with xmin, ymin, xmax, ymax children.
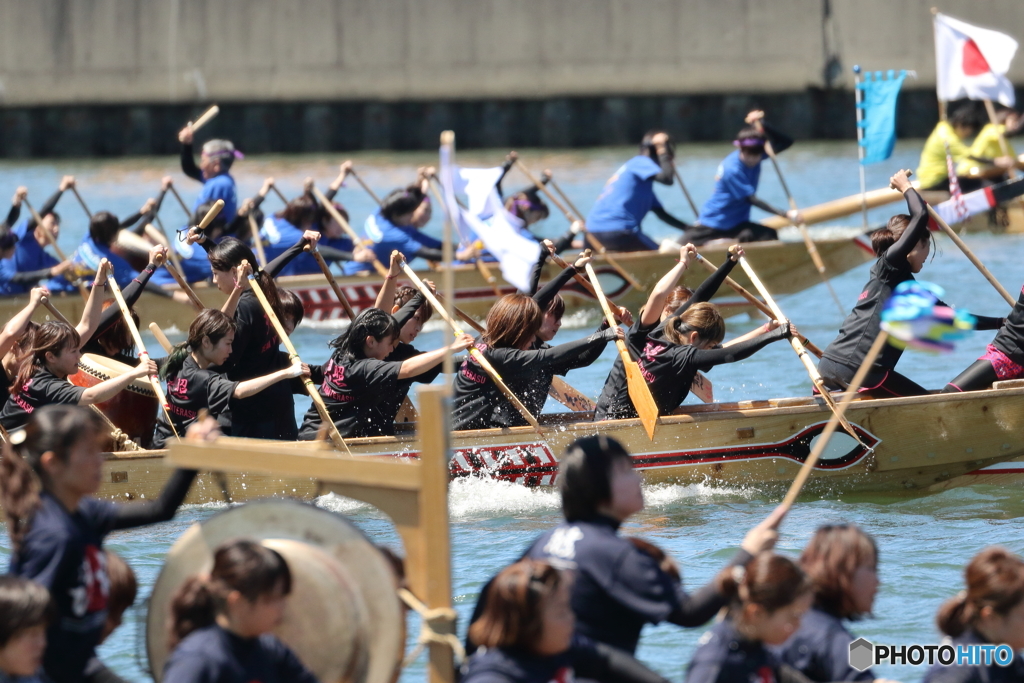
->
<box><xmin>934</xmin><ymin>13</ymin><xmax>1018</xmax><ymax>107</ymax></box>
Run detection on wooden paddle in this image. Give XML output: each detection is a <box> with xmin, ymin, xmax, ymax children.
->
<box><xmin>397</xmin><ymin>254</ymin><xmax>544</xmax><ymax>435</ymax></box>
<box><xmin>760</xmin><ymin>182</ymin><xmax>917</xmax><ymax>230</ymax></box>
<box><xmin>780</xmin><ymin>331</ymin><xmax>886</xmax><ymax>509</ymax></box>
<box><xmin>756</xmin><ymin>125</ymin><xmax>844</xmax><ymax>314</ymax></box>
<box><xmin>436</xmin><ymin>290</ymin><xmax>597</xmax><ymax>412</ymax></box>
<box><xmin>22</xmin><ymin>197</ymin><xmax>89</xmax><ymax>301</ymax></box>
<box><xmin>737</xmin><ymin>256</ymin><xmax>867</xmax><ymax>448</ymax></box>
<box><xmin>585</xmin><ymin>262</ymin><xmax>659</xmax><ymax>440</ymax></box>
<box><xmin>424</xmin><ymin>176</ymin><xmax>502</xmax><ymax>297</ymax></box>
<box><xmin>247</xmin><ymin>212</ymin><xmax>269</xmax><ymax>268</ymax></box>
<box><xmin>149</xmin><ymin>322</ymin><xmax>174</xmax><ymax>354</ymax></box>
<box><xmin>152</xmin><ymin>215</ymin><xmax>186</xmax><ymax>274</ymax></box>
<box><xmin>244</xmin><ymin>262</ymin><xmax>351</xmax><ymax>454</ymax></box>
<box><xmin>350</xmin><ymin>168</ymin><xmax>382</xmax><ymax>205</ymax></box>
<box><xmin>169</xmin><ymin>185</ymin><xmax>192</xmax><ymax>219</ymax></box>
<box><xmin>105</xmin><ymin>270</ymin><xmax>180</xmax><ymax>441</ymax></box>
<box><xmin>39</xmin><ymin>296</ymin><xmax>71</xmax><ymax>326</ymax></box>
<box><xmin>515</xmin><ymin>161</ymin><xmax>644</xmax><ymax>291</ymax></box>
<box><xmin>927</xmin><ymin>205</ymin><xmax>1016</xmax><ymax>306</ymax></box>
<box><xmin>671</xmin><ymin>167</ymin><xmax>700</xmax><ymax>218</ymax></box>
<box><xmin>163</xmin><ymin>260</ymin><xmax>204</xmax><ymax>311</ymax></box>
<box><xmin>309</xmin><ymin>246</ymin><xmax>357</xmax><ymax>320</ymax></box>
<box><xmin>70</xmin><ymin>187</ymin><xmax>92</xmax><ymax>219</ymax></box>
<box><xmin>311</xmin><ymin>185</ymin><xmax>389</xmax><ymax>278</ymax></box>
<box><xmin>548</xmin><ymin>248</ymin><xmax>713</xmax><ymax>403</ymax></box>
<box><xmin>545</xmin><ymin>250</ymin><xmax>633</xmax><ymax>325</ymax></box>
<box><xmin>694</xmin><ymin>253</ymin><xmax>824</xmax><ymax>358</ymax></box>
<box><xmin>189</xmin><ymin>105</ymin><xmax>220</xmax><ymax>133</ymax></box>
<box><xmin>270</xmin><ymin>185</ymin><xmax>289</xmax><ymax>206</ymax></box>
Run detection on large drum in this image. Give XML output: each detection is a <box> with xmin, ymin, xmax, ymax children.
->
<box><xmin>68</xmin><ymin>353</ymin><xmax>157</xmax><ymax>448</ymax></box>
<box><xmin>146</xmin><ymin>500</ymin><xmax>405</xmax><ymax>683</ymax></box>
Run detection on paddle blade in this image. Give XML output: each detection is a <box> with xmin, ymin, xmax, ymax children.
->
<box><xmin>618</xmin><ymin>342</ymin><xmax>659</xmax><ymax>440</ymax></box>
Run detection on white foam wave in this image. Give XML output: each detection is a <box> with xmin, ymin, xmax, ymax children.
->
<box><xmin>642</xmin><ymin>480</ymin><xmax>757</xmax><ymax>508</ymax></box>
<box><xmin>449</xmin><ymin>476</ymin><xmax>560</xmax><ymax>519</ymax></box>
<box><xmin>314</xmin><ymin>492</ymin><xmax>371</xmax><ymax>514</ymax></box>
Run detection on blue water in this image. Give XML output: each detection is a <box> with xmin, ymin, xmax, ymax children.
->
<box><xmin>0</xmin><ymin>141</ymin><xmax>1022</xmax><ymax>682</ymax></box>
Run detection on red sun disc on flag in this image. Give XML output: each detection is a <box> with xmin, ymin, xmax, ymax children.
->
<box><xmin>962</xmin><ymin>38</ymin><xmax>992</xmax><ymax>76</ymax></box>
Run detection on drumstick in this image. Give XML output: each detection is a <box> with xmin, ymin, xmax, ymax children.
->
<box><xmin>149</xmin><ymin>322</ymin><xmax>174</xmax><ymax>354</ymax></box>
<box><xmin>39</xmin><ymin>296</ymin><xmax>72</xmax><ymax>326</ymax></box>
<box><xmin>271</xmin><ymin>185</ymin><xmax>289</xmax><ymax>205</ymax></box>
<box><xmin>189</xmin><ymin>105</ymin><xmax>220</xmax><ymax>133</ymax></box>
<box><xmin>104</xmin><ymin>271</ymin><xmax>181</xmax><ymax>441</ymax></box>
<box><xmin>243</xmin><ymin>262</ymin><xmax>352</xmax><ymax>454</ymax></box>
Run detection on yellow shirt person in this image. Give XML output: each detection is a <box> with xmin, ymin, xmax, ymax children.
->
<box><xmin>957</xmin><ymin>123</ymin><xmax>1017</xmax><ymax>176</ymax></box>
<box><xmin>915</xmin><ymin>121</ymin><xmax>971</xmax><ymax>190</ymax></box>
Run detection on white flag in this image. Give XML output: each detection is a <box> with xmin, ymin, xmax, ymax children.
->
<box><xmin>438</xmin><ymin>148</ymin><xmax>541</xmax><ymax>292</ymax></box>
<box><xmin>934</xmin><ymin>13</ymin><xmax>1018</xmax><ymax>107</ymax></box>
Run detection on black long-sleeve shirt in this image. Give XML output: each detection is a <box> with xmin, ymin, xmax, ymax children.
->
<box><xmin>453</xmin><ymin>329</ymin><xmax>617</xmax><ymax>430</ymax></box>
<box><xmin>594</xmin><ymin>257</ymin><xmax>737</xmax><ymax>420</ymax></box>
<box><xmin>180</xmin><ymin>143</ymin><xmax>203</xmax><ymax>183</ymax></box>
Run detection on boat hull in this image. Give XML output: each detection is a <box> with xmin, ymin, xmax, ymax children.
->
<box><xmin>94</xmin><ymin>384</ymin><xmax>1024</xmax><ymax>504</ymax></box>
<box><xmin>24</xmin><ymin>238</ymin><xmax>873</xmax><ymax>330</ymax></box>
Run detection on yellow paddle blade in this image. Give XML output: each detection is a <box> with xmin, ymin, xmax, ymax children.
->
<box><xmin>617</xmin><ymin>340</ymin><xmax>658</xmax><ymax>440</ymax></box>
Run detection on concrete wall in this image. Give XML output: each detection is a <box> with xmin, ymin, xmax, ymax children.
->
<box><xmin>0</xmin><ymin>1</ymin><xmax>1022</xmax><ymax>156</ymax></box>
<box><xmin>0</xmin><ymin>0</ymin><xmax>1022</xmax><ymax>105</ymax></box>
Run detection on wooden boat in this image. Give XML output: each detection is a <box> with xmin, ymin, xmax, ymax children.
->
<box><xmin>93</xmin><ymin>382</ymin><xmax>1024</xmax><ymax>504</ymax></box>
<box><xmin>20</xmin><ymin>237</ymin><xmax>874</xmax><ymax>330</ymax></box>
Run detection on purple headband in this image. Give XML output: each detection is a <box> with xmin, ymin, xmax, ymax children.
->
<box><xmin>733</xmin><ymin>138</ymin><xmax>764</xmax><ymax>149</ymax></box>
<box><xmin>513</xmin><ymin>195</ymin><xmax>545</xmax><ymax>214</ymax></box>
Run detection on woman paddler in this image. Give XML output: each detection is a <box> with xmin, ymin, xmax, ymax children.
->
<box><xmin>594</xmin><ymin>243</ymin><xmax>785</xmax><ymax>420</ymax></box>
<box><xmin>0</xmin><ymin>265</ymin><xmax>157</xmax><ymax>433</ymax></box>
<box><xmin>297</xmin><ymin>308</ymin><xmax>473</xmax><ymax>439</ymax></box>
<box><xmin>942</xmin><ymin>282</ymin><xmax>1024</xmax><ymax>392</ymax></box>
<box><xmin>196</xmin><ymin>237</ymin><xmax>304</xmax><ymax>439</ymax></box>
<box><xmin>0</xmin><ymin>405</ymin><xmax>203</xmax><ymax>683</ymax></box>
<box><xmin>82</xmin><ymin>244</ymin><xmax>169</xmax><ymax>367</ymax></box>
<box><xmin>451</xmin><ymin>294</ymin><xmax>623</xmax><ymax>431</ymax></box>
<box><xmin>152</xmin><ymin>309</ymin><xmax>304</xmax><ymax>448</ymax></box>
<box><xmin>818</xmin><ymin>169</ymin><xmax>1003</xmax><ymax>397</ymax></box>
<box><xmin>466</xmin><ymin>436</ymin><xmax>783</xmax><ymax>657</ymax></box>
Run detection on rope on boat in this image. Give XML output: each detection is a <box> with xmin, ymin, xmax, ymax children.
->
<box><xmin>89</xmin><ymin>406</ymin><xmax>143</xmax><ymax>451</ymax></box>
<box><xmin>397</xmin><ymin>587</ymin><xmax>465</xmax><ymax>668</ymax></box>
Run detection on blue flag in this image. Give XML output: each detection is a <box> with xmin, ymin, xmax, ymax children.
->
<box><xmin>857</xmin><ymin>70</ymin><xmax>906</xmax><ymax>165</ymax></box>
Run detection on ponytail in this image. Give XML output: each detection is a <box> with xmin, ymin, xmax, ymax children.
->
<box><xmin>161</xmin><ymin>309</ymin><xmax>236</xmax><ymax>381</ymax></box>
<box><xmin>168</xmin><ymin>539</ymin><xmax>291</xmax><ymax>649</ymax></box>
<box><xmin>328</xmin><ymin>308</ymin><xmax>397</xmax><ymax>362</ymax></box>
<box><xmin>208</xmin><ymin>238</ymin><xmax>284</xmax><ymax>322</ymax></box>
<box><xmin>937</xmin><ymin>546</ymin><xmax>1024</xmax><ymax>637</ymax></box>
<box><xmin>716</xmin><ymin>552</ymin><xmax>812</xmax><ymax>614</ymax></box>
<box><xmin>663</xmin><ymin>302</ymin><xmax>725</xmax><ymax>347</ymax></box>
<box><xmin>0</xmin><ymin>406</ymin><xmax>104</xmax><ymax>549</ymax></box>
<box><xmin>870</xmin><ymin>214</ymin><xmax>931</xmax><ymax>256</ymax></box>
<box><xmin>10</xmin><ymin>322</ymin><xmax>80</xmax><ymax>396</ymax></box>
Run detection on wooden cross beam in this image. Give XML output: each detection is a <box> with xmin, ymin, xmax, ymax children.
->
<box><xmin>167</xmin><ymin>385</ymin><xmax>456</xmax><ymax>683</ymax></box>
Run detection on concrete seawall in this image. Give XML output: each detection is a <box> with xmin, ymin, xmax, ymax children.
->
<box><xmin>0</xmin><ymin>0</ymin><xmax>1021</xmax><ymax>156</ymax></box>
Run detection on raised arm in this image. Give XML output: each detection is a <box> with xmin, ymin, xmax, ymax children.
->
<box><xmin>75</xmin><ymin>261</ymin><xmax>111</xmax><ymax>344</ymax></box>
<box><xmin>667</xmin><ymin>246</ymin><xmax>740</xmax><ymax>321</ymax></box>
<box><xmin>0</xmin><ymin>287</ymin><xmax>46</xmax><ymax>358</ymax></box>
<box><xmin>264</xmin><ymin>230</ymin><xmax>321</xmax><ymax>278</ymax></box>
<box><xmin>178</xmin><ymin>125</ymin><xmax>203</xmax><ymax>182</ymax></box>
<box><xmin>91</xmin><ymin>246</ymin><xmax>165</xmax><ymax>340</ymax></box>
<box><xmin>885</xmin><ymin>169</ymin><xmax>929</xmax><ymax>264</ymax></box>
<box><xmin>373</xmin><ymin>251</ymin><xmax>404</xmax><ymax>311</ymax></box>
<box><xmin>640</xmin><ymin>243</ymin><xmax>697</xmax><ymax>328</ymax></box>
<box><xmin>3</xmin><ymin>187</ymin><xmax>26</xmax><ymax>230</ymax></box>
<box><xmin>533</xmin><ymin>252</ymin><xmax>589</xmax><ymax>311</ymax></box>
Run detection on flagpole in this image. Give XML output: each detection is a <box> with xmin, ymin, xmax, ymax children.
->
<box><xmin>854</xmin><ymin>65</ymin><xmax>869</xmax><ymax>231</ymax></box>
<box><xmin>931</xmin><ymin>8</ymin><xmax>948</xmax><ymax>122</ymax></box>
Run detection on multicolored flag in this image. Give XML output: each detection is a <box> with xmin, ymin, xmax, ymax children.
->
<box><xmin>881</xmin><ymin>281</ymin><xmax>976</xmax><ymax>354</ymax></box>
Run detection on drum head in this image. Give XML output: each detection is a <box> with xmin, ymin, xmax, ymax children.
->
<box><xmin>146</xmin><ymin>500</ymin><xmax>404</xmax><ymax>683</ymax></box>
<box><xmin>77</xmin><ymin>353</ymin><xmax>154</xmax><ymax>395</ymax></box>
